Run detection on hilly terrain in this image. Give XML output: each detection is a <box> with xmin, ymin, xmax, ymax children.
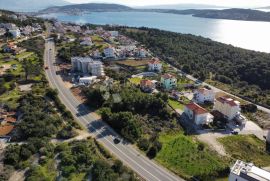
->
<box><xmin>40</xmin><ymin>3</ymin><xmax>133</xmax><ymax>14</ymax></box>
<box><xmin>0</xmin><ymin>0</ymin><xmax>70</xmax><ymax>12</ymax></box>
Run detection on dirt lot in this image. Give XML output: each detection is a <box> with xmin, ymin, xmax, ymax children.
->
<box><xmin>0</xmin><ymin>64</ymin><xmax>11</xmax><ymax>75</ymax></box>
<box><xmin>116</xmin><ymin>59</ymin><xmax>149</xmax><ymax>67</ymax></box>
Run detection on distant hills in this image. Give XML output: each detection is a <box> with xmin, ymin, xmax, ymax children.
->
<box><xmin>40</xmin><ymin>3</ymin><xmax>133</xmax><ymax>14</ymax></box>
<box><xmin>38</xmin><ymin>3</ymin><xmax>270</xmax><ymax>22</ymax></box>
<box><xmin>159</xmin><ymin>8</ymin><xmax>270</xmax><ymax>22</ymax></box>
<box><xmin>136</xmin><ymin>3</ymin><xmax>227</xmax><ymax>10</ymax></box>
<box><xmin>0</xmin><ymin>0</ymin><xmax>70</xmax><ymax>12</ymax></box>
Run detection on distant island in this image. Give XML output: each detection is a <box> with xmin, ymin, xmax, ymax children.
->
<box><xmin>39</xmin><ymin>3</ymin><xmax>270</xmax><ymax>22</ymax></box>
<box><xmin>157</xmin><ymin>8</ymin><xmax>270</xmax><ymax>22</ymax></box>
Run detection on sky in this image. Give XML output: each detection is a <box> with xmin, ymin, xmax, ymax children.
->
<box><xmin>65</xmin><ymin>0</ymin><xmax>270</xmax><ymax>8</ymax></box>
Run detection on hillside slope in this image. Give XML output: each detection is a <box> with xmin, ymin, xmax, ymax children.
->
<box><xmin>40</xmin><ymin>3</ymin><xmax>133</xmax><ymax>14</ymax></box>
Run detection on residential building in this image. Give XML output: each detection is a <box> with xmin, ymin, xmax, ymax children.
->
<box><xmin>88</xmin><ymin>61</ymin><xmax>105</xmax><ymax>76</ymax></box>
<box><xmin>140</xmin><ymin>79</ymin><xmax>156</xmax><ymax>93</ymax></box>
<box><xmin>138</xmin><ymin>48</ymin><xmax>147</xmax><ymax>58</ymax></box>
<box><xmin>72</xmin><ymin>57</ymin><xmax>94</xmax><ymax>74</ymax></box>
<box><xmin>80</xmin><ymin>37</ymin><xmax>93</xmax><ymax>46</ymax></box>
<box><xmin>79</xmin><ymin>76</ymin><xmax>97</xmax><ymax>85</ymax></box>
<box><xmin>71</xmin><ymin>57</ymin><xmax>104</xmax><ymax>76</ymax></box>
<box><xmin>194</xmin><ymin>88</ymin><xmax>215</xmax><ymax>103</ymax></box>
<box><xmin>0</xmin><ymin>28</ymin><xmax>6</xmax><ymax>36</ymax></box>
<box><xmin>184</xmin><ymin>102</ymin><xmax>213</xmax><ymax>125</ymax></box>
<box><xmin>109</xmin><ymin>31</ymin><xmax>119</xmax><ymax>37</ymax></box>
<box><xmin>214</xmin><ymin>96</ymin><xmax>241</xmax><ymax>120</ymax></box>
<box><xmin>161</xmin><ymin>73</ymin><xmax>177</xmax><ymax>90</ymax></box>
<box><xmin>104</xmin><ymin>47</ymin><xmax>115</xmax><ymax>58</ymax></box>
<box><xmin>229</xmin><ymin>160</ymin><xmax>270</xmax><ymax>181</ymax></box>
<box><xmin>9</xmin><ymin>29</ymin><xmax>21</xmax><ymax>38</ymax></box>
<box><xmin>148</xmin><ymin>58</ymin><xmax>162</xmax><ymax>72</ymax></box>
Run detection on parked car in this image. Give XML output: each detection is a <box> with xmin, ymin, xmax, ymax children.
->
<box><xmin>113</xmin><ymin>138</ymin><xmax>121</xmax><ymax>144</ymax></box>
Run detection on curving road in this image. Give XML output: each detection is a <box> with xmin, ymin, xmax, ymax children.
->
<box><xmin>44</xmin><ymin>39</ymin><xmax>184</xmax><ymax>181</ymax></box>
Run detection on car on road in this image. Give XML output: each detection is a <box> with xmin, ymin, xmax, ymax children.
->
<box><xmin>113</xmin><ymin>138</ymin><xmax>121</xmax><ymax>144</ymax></box>
<box><xmin>44</xmin><ymin>66</ymin><xmax>49</xmax><ymax>70</ymax></box>
<box><xmin>231</xmin><ymin>130</ymin><xmax>239</xmax><ymax>135</ymax></box>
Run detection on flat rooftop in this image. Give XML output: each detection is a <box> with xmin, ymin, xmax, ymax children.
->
<box><xmin>231</xmin><ymin>160</ymin><xmax>270</xmax><ymax>181</ymax></box>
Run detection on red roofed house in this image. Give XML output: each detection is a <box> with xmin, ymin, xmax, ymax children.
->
<box><xmin>194</xmin><ymin>88</ymin><xmax>215</xmax><ymax>104</ymax></box>
<box><xmin>148</xmin><ymin>58</ymin><xmax>162</xmax><ymax>72</ymax></box>
<box><xmin>184</xmin><ymin>102</ymin><xmax>213</xmax><ymax>125</ymax></box>
<box><xmin>213</xmin><ymin>97</ymin><xmax>241</xmax><ymax>120</ymax></box>
<box><xmin>140</xmin><ymin>79</ymin><xmax>156</xmax><ymax>93</ymax></box>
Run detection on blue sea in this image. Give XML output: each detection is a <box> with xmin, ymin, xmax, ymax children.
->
<box><xmin>39</xmin><ymin>11</ymin><xmax>270</xmax><ymax>53</ymax></box>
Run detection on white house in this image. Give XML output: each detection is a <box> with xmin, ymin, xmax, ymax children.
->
<box><xmin>9</xmin><ymin>29</ymin><xmax>21</xmax><ymax>38</ymax></box>
<box><xmin>138</xmin><ymin>48</ymin><xmax>147</xmax><ymax>58</ymax></box>
<box><xmin>104</xmin><ymin>47</ymin><xmax>115</xmax><ymax>58</ymax></box>
<box><xmin>161</xmin><ymin>74</ymin><xmax>177</xmax><ymax>90</ymax></box>
<box><xmin>214</xmin><ymin>96</ymin><xmax>241</xmax><ymax>120</ymax></box>
<box><xmin>0</xmin><ymin>28</ymin><xmax>6</xmax><ymax>36</ymax></box>
<box><xmin>80</xmin><ymin>37</ymin><xmax>93</xmax><ymax>46</ymax></box>
<box><xmin>109</xmin><ymin>31</ymin><xmax>119</xmax><ymax>37</ymax></box>
<box><xmin>71</xmin><ymin>57</ymin><xmax>104</xmax><ymax>76</ymax></box>
<box><xmin>79</xmin><ymin>76</ymin><xmax>97</xmax><ymax>85</ymax></box>
<box><xmin>148</xmin><ymin>58</ymin><xmax>162</xmax><ymax>72</ymax></box>
<box><xmin>194</xmin><ymin>88</ymin><xmax>215</xmax><ymax>103</ymax></box>
<box><xmin>184</xmin><ymin>102</ymin><xmax>213</xmax><ymax>125</ymax></box>
<box><xmin>229</xmin><ymin>160</ymin><xmax>270</xmax><ymax>181</ymax></box>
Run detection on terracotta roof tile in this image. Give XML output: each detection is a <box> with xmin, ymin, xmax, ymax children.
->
<box><xmin>185</xmin><ymin>102</ymin><xmax>208</xmax><ymax>115</ymax></box>
<box><xmin>0</xmin><ymin>125</ymin><xmax>14</xmax><ymax>136</ymax></box>
<box><xmin>216</xmin><ymin>96</ymin><xmax>239</xmax><ymax>107</ymax></box>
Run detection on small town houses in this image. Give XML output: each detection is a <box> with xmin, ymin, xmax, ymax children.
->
<box><xmin>193</xmin><ymin>87</ymin><xmax>215</xmax><ymax>103</ymax></box>
<box><xmin>161</xmin><ymin>73</ymin><xmax>177</xmax><ymax>90</ymax></box>
<box><xmin>214</xmin><ymin>96</ymin><xmax>241</xmax><ymax>121</ymax></box>
<box><xmin>140</xmin><ymin>79</ymin><xmax>156</xmax><ymax>93</ymax></box>
<box><xmin>184</xmin><ymin>102</ymin><xmax>214</xmax><ymax>125</ymax></box>
<box><xmin>148</xmin><ymin>58</ymin><xmax>162</xmax><ymax>72</ymax></box>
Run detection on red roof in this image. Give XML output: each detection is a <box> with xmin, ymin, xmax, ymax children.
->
<box><xmin>0</xmin><ymin>125</ymin><xmax>14</xmax><ymax>136</ymax></box>
<box><xmin>148</xmin><ymin>58</ymin><xmax>160</xmax><ymax>65</ymax></box>
<box><xmin>5</xmin><ymin>117</ymin><xmax>16</xmax><ymax>123</ymax></box>
<box><xmin>161</xmin><ymin>73</ymin><xmax>175</xmax><ymax>79</ymax></box>
<box><xmin>216</xmin><ymin>97</ymin><xmax>239</xmax><ymax>107</ymax></box>
<box><xmin>140</xmin><ymin>79</ymin><xmax>154</xmax><ymax>87</ymax></box>
<box><xmin>185</xmin><ymin>102</ymin><xmax>208</xmax><ymax>115</ymax></box>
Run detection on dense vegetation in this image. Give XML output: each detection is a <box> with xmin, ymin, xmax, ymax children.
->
<box><xmin>54</xmin><ymin>140</ymin><xmax>137</xmax><ymax>180</ymax></box>
<box><xmin>119</xmin><ymin>27</ymin><xmax>270</xmax><ymax>107</ymax></box>
<box><xmin>84</xmin><ymin>84</ymin><xmax>179</xmax><ymax>143</ymax></box>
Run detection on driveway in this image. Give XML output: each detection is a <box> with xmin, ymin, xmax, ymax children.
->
<box><xmin>196</xmin><ymin>131</ymin><xmax>228</xmax><ymax>156</ymax></box>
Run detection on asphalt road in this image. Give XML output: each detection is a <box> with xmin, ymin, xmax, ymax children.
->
<box><xmin>44</xmin><ymin>40</ymin><xmax>184</xmax><ymax>181</ymax></box>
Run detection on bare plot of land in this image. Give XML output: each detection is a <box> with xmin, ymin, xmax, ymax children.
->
<box><xmin>0</xmin><ymin>64</ymin><xmax>11</xmax><ymax>75</ymax></box>
<box><xmin>116</xmin><ymin>59</ymin><xmax>149</xmax><ymax>67</ymax></box>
